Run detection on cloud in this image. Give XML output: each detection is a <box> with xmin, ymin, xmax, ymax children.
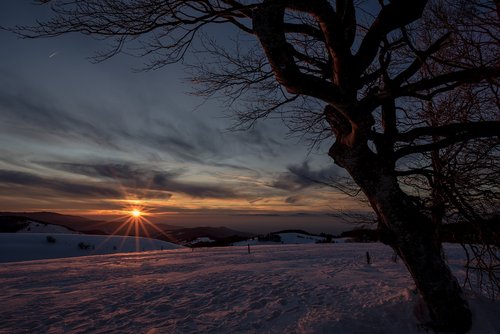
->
<box><xmin>0</xmin><ymin>88</ymin><xmax>117</xmax><ymax>148</ymax></box>
<box><xmin>0</xmin><ymin>80</ymin><xmax>285</xmax><ymax>174</ymax></box>
<box><xmin>272</xmin><ymin>161</ymin><xmax>339</xmax><ymax>191</ymax></box>
<box><xmin>285</xmin><ymin>195</ymin><xmax>303</xmax><ymax>204</ymax></box>
<box><xmin>136</xmin><ymin>191</ymin><xmax>173</xmax><ymax>200</ymax></box>
<box><xmin>38</xmin><ymin>161</ymin><xmax>241</xmax><ymax>199</ymax></box>
<box><xmin>150</xmin><ymin>172</ymin><xmax>239</xmax><ymax>199</ymax></box>
<box><xmin>0</xmin><ymin>169</ymin><xmax>122</xmax><ymax>199</ymax></box>
<box><xmin>0</xmin><ymin>73</ymin><xmax>309</xmax><ymax>206</ymax></box>
<box><xmin>42</xmin><ymin>161</ymin><xmax>181</xmax><ymax>183</ymax></box>
<box><xmin>133</xmin><ymin>118</ymin><xmax>286</xmax><ymax>167</ymax></box>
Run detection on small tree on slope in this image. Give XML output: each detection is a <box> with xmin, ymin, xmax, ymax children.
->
<box><xmin>11</xmin><ymin>0</ymin><xmax>500</xmax><ymax>332</ymax></box>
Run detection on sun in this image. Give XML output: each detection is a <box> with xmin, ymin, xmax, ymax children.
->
<box><xmin>131</xmin><ymin>209</ymin><xmax>142</xmax><ymax>218</ymax></box>
<box><xmin>102</xmin><ymin>203</ymin><xmax>170</xmax><ymax>249</ymax></box>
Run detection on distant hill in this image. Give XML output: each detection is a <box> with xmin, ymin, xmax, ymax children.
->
<box><xmin>232</xmin><ymin>231</ymin><xmax>329</xmax><ymax>247</ymax></box>
<box><xmin>0</xmin><ymin>216</ymin><xmax>31</xmax><ymax>233</ymax></box>
<box><xmin>0</xmin><ymin>215</ymin><xmax>80</xmax><ymax>233</ymax></box>
<box><xmin>0</xmin><ymin>212</ymin><xmax>254</xmax><ymax>246</ymax></box>
<box><xmin>0</xmin><ymin>212</ymin><xmax>106</xmax><ymax>233</ymax></box>
<box><xmin>155</xmin><ymin>226</ymin><xmax>255</xmax><ymax>246</ymax></box>
<box><xmin>0</xmin><ymin>211</ymin><xmax>178</xmax><ymax>236</ymax></box>
<box><xmin>340</xmin><ymin>228</ymin><xmax>379</xmax><ymax>242</ymax></box>
<box><xmin>0</xmin><ymin>212</ymin><xmax>96</xmax><ymax>225</ymax></box>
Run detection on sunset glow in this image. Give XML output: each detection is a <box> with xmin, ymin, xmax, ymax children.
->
<box><xmin>0</xmin><ymin>2</ymin><xmax>368</xmax><ymax>234</ymax></box>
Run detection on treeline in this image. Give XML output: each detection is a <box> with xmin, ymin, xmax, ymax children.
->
<box><xmin>341</xmin><ymin>221</ymin><xmax>500</xmax><ymax>245</ymax></box>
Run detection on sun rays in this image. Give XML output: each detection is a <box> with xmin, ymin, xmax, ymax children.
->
<box><xmin>91</xmin><ymin>204</ymin><xmax>171</xmax><ymax>253</ymax></box>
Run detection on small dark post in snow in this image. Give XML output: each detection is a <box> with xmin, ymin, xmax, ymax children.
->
<box><xmin>366</xmin><ymin>251</ymin><xmax>371</xmax><ymax>265</ymax></box>
<box><xmin>248</xmin><ymin>244</ymin><xmax>251</xmax><ymax>254</ymax></box>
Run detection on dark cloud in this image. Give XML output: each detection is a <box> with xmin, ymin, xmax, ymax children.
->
<box><xmin>0</xmin><ymin>79</ymin><xmax>209</xmax><ymax>163</ymax></box>
<box><xmin>0</xmin><ymin>88</ymin><xmax>117</xmax><ymax>148</ymax></box>
<box><xmin>288</xmin><ymin>162</ymin><xmax>340</xmax><ymax>185</ymax></box>
<box><xmin>150</xmin><ymin>170</ymin><xmax>240</xmax><ymax>199</ymax></box>
<box><xmin>272</xmin><ymin>174</ymin><xmax>308</xmax><ymax>191</ymax></box>
<box><xmin>285</xmin><ymin>195</ymin><xmax>303</xmax><ymax>204</ymax></box>
<box><xmin>210</xmin><ymin>162</ymin><xmax>258</xmax><ymax>174</ymax></box>
<box><xmin>38</xmin><ymin>161</ymin><xmax>241</xmax><ymax>199</ymax></box>
<box><xmin>42</xmin><ymin>161</ymin><xmax>181</xmax><ymax>183</ymax></box>
<box><xmin>0</xmin><ymin>80</ymin><xmax>284</xmax><ymax>174</ymax></box>
<box><xmin>0</xmin><ymin>169</ymin><xmax>122</xmax><ymax>198</ymax></box>
<box><xmin>136</xmin><ymin>191</ymin><xmax>173</xmax><ymax>200</ymax></box>
<box><xmin>272</xmin><ymin>161</ymin><xmax>339</xmax><ymax>191</ymax></box>
<box><xmin>136</xmin><ymin>118</ymin><xmax>285</xmax><ymax>166</ymax></box>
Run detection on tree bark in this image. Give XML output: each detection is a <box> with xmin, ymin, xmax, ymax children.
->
<box><xmin>330</xmin><ymin>141</ymin><xmax>472</xmax><ymax>333</ymax></box>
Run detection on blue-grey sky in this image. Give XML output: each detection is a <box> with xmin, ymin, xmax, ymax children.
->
<box><xmin>0</xmin><ymin>2</ymin><xmax>368</xmax><ymax>233</ymax></box>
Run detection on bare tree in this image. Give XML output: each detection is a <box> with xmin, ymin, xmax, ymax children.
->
<box><xmin>400</xmin><ymin>82</ymin><xmax>500</xmax><ymax>297</ymax></box>
<box><xmin>9</xmin><ymin>0</ymin><xmax>500</xmax><ymax>332</ymax></box>
<box><xmin>396</xmin><ymin>1</ymin><xmax>500</xmax><ymax>300</ymax></box>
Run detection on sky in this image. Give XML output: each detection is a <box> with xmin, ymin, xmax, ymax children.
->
<box><xmin>0</xmin><ymin>2</ymin><xmax>370</xmax><ymax>233</ymax></box>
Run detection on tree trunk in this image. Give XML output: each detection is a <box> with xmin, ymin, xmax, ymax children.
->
<box><xmin>330</xmin><ymin>141</ymin><xmax>472</xmax><ymax>333</ymax></box>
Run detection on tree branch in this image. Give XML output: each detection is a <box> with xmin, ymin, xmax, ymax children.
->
<box><xmin>396</xmin><ymin>121</ymin><xmax>500</xmax><ymax>143</ymax></box>
<box><xmin>252</xmin><ymin>1</ymin><xmax>345</xmax><ymax>106</ymax></box>
<box><xmin>283</xmin><ymin>23</ymin><xmax>324</xmax><ymax>41</ymax></box>
<box><xmin>399</xmin><ymin>67</ymin><xmax>500</xmax><ymax>97</ymax></box>
<box><xmin>355</xmin><ymin>0</ymin><xmax>428</xmax><ymax>76</ymax></box>
<box><xmin>392</xmin><ymin>32</ymin><xmax>451</xmax><ymax>86</ymax></box>
<box><xmin>395</xmin><ymin>122</ymin><xmax>500</xmax><ymax>159</ymax></box>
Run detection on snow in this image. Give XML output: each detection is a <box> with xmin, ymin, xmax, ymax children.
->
<box><xmin>0</xmin><ymin>243</ymin><xmax>498</xmax><ymax>333</ymax></box>
<box><xmin>233</xmin><ymin>232</ymin><xmax>326</xmax><ymax>246</ymax></box>
<box><xmin>18</xmin><ymin>220</ymin><xmax>78</xmax><ymax>234</ymax></box>
<box><xmin>0</xmin><ymin>233</ymin><xmax>183</xmax><ymax>263</ymax></box>
<box><xmin>187</xmin><ymin>236</ymin><xmax>216</xmax><ymax>245</ymax></box>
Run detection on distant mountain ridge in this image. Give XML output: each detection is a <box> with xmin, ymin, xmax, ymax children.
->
<box><xmin>157</xmin><ymin>226</ymin><xmax>255</xmax><ymax>245</ymax></box>
<box><xmin>0</xmin><ymin>212</ymin><xmax>96</xmax><ymax>224</ymax></box>
<box><xmin>0</xmin><ymin>216</ymin><xmax>33</xmax><ymax>233</ymax></box>
<box><xmin>0</xmin><ymin>211</ymin><xmax>175</xmax><ymax>235</ymax></box>
<box><xmin>0</xmin><ymin>215</ymin><xmax>80</xmax><ymax>231</ymax></box>
<box><xmin>0</xmin><ymin>212</ymin><xmax>109</xmax><ymax>235</ymax></box>
<box><xmin>0</xmin><ymin>212</ymin><xmax>255</xmax><ymax>246</ymax></box>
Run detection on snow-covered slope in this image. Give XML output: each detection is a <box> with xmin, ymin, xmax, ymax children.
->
<box><xmin>17</xmin><ymin>220</ymin><xmax>78</xmax><ymax>234</ymax></box>
<box><xmin>186</xmin><ymin>236</ymin><xmax>216</xmax><ymax>246</ymax></box>
<box><xmin>0</xmin><ymin>233</ymin><xmax>183</xmax><ymax>263</ymax></box>
<box><xmin>233</xmin><ymin>232</ymin><xmax>327</xmax><ymax>246</ymax></box>
<box><xmin>0</xmin><ymin>243</ymin><xmax>498</xmax><ymax>333</ymax></box>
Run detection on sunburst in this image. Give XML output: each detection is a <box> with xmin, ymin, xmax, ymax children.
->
<box><xmin>131</xmin><ymin>209</ymin><xmax>142</xmax><ymax>218</ymax></box>
<box><xmin>92</xmin><ymin>204</ymin><xmax>170</xmax><ymax>252</ymax></box>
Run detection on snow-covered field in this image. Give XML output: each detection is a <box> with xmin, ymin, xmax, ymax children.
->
<box><xmin>0</xmin><ymin>233</ymin><xmax>182</xmax><ymax>263</ymax></box>
<box><xmin>0</xmin><ymin>243</ymin><xmax>498</xmax><ymax>333</ymax></box>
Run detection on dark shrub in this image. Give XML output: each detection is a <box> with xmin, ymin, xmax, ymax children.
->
<box><xmin>78</xmin><ymin>242</ymin><xmax>92</xmax><ymax>250</ymax></box>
